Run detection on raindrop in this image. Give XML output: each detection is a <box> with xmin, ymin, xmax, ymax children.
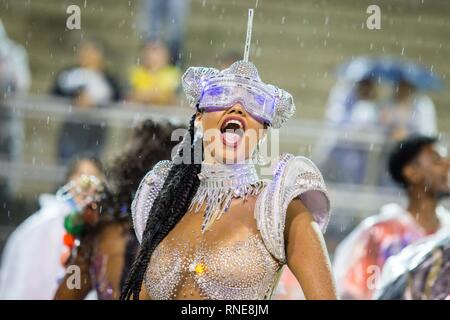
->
<box><xmin>255</xmin><ymin>47</ymin><xmax>262</xmax><ymax>57</ymax></box>
<box><xmin>281</xmin><ymin>16</ymin><xmax>286</xmax><ymax>24</ymax></box>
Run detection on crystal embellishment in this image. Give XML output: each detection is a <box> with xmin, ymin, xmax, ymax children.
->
<box><xmin>181</xmin><ymin>60</ymin><xmax>295</xmax><ymax>129</ymax></box>
<box><xmin>189</xmin><ymin>162</ymin><xmax>265</xmax><ymax>232</ymax></box>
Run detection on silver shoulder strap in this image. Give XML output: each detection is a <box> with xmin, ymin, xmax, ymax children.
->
<box><xmin>255</xmin><ymin>154</ymin><xmax>330</xmax><ymax>263</ymax></box>
<box><xmin>131</xmin><ymin>160</ymin><xmax>172</xmax><ymax>243</ymax></box>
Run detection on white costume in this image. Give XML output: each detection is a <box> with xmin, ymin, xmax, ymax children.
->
<box><xmin>0</xmin><ymin>195</ymin><xmax>68</xmax><ymax>299</ymax></box>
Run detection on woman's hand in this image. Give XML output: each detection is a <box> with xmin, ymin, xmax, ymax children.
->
<box><xmin>284</xmin><ymin>199</ymin><xmax>338</xmax><ymax>300</ymax></box>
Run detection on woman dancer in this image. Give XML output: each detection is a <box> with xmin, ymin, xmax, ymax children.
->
<box><xmin>122</xmin><ymin>9</ymin><xmax>336</xmax><ymax>300</ymax></box>
<box><xmin>54</xmin><ymin>119</ymin><xmax>180</xmax><ymax>299</ymax></box>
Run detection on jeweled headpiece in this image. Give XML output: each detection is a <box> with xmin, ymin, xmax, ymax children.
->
<box><xmin>182</xmin><ymin>9</ymin><xmax>295</xmax><ymax>129</ymax></box>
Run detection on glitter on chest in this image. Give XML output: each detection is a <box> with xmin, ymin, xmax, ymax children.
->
<box><xmin>145</xmin><ymin>234</ymin><xmax>281</xmax><ymax>300</ymax></box>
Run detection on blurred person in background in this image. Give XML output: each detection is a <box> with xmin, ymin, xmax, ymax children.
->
<box><xmin>325</xmin><ymin>77</ymin><xmax>379</xmax><ymax>127</ymax></box>
<box><xmin>139</xmin><ymin>0</ymin><xmax>190</xmax><ymax>65</ymax></box>
<box><xmin>0</xmin><ymin>20</ymin><xmax>30</xmax><ymax>207</ymax></box>
<box><xmin>54</xmin><ymin>119</ymin><xmax>183</xmax><ymax>299</ymax></box>
<box><xmin>318</xmin><ymin>76</ymin><xmax>379</xmax><ymax>184</ymax></box>
<box><xmin>128</xmin><ymin>41</ymin><xmax>180</xmax><ymax>106</ymax></box>
<box><xmin>52</xmin><ymin>39</ymin><xmax>122</xmax><ymax>163</ymax></box>
<box><xmin>380</xmin><ymin>78</ymin><xmax>438</xmax><ymax>143</ymax></box>
<box><xmin>378</xmin><ymin>79</ymin><xmax>438</xmax><ymax>186</ymax></box>
<box><xmin>333</xmin><ymin>135</ymin><xmax>450</xmax><ymax>299</ymax></box>
<box><xmin>0</xmin><ymin>20</ymin><xmax>30</xmax><ymax>97</ymax></box>
<box><xmin>0</xmin><ymin>156</ymin><xmax>104</xmax><ymax>299</ymax></box>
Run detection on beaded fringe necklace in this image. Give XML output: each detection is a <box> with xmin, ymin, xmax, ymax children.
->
<box><xmin>189</xmin><ymin>162</ymin><xmax>265</xmax><ymax>232</ymax></box>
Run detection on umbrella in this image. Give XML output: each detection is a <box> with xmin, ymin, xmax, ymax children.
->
<box><xmin>337</xmin><ymin>56</ymin><xmax>444</xmax><ymax>91</ymax></box>
<box><xmin>391</xmin><ymin>58</ymin><xmax>444</xmax><ymax>91</ymax></box>
<box><xmin>336</xmin><ymin>56</ymin><xmax>395</xmax><ymax>83</ymax></box>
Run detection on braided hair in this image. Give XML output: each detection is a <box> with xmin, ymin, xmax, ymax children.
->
<box><xmin>121</xmin><ymin>114</ymin><xmax>202</xmax><ymax>299</ymax></box>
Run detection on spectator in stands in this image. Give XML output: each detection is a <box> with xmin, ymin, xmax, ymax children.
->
<box><xmin>333</xmin><ymin>135</ymin><xmax>450</xmax><ymax>299</ymax></box>
<box><xmin>139</xmin><ymin>0</ymin><xmax>190</xmax><ymax>65</ymax></box>
<box><xmin>128</xmin><ymin>41</ymin><xmax>180</xmax><ymax>105</ymax></box>
<box><xmin>380</xmin><ymin>79</ymin><xmax>438</xmax><ymax>142</ymax></box>
<box><xmin>325</xmin><ymin>77</ymin><xmax>379</xmax><ymax>127</ymax></box>
<box><xmin>0</xmin><ymin>20</ymin><xmax>30</xmax><ymax>97</ymax></box>
<box><xmin>378</xmin><ymin>79</ymin><xmax>438</xmax><ymax>186</ymax></box>
<box><xmin>0</xmin><ymin>20</ymin><xmax>30</xmax><ymax>211</ymax></box>
<box><xmin>51</xmin><ymin>40</ymin><xmax>122</xmax><ymax>163</ymax></box>
<box><xmin>317</xmin><ymin>77</ymin><xmax>379</xmax><ymax>184</ymax></box>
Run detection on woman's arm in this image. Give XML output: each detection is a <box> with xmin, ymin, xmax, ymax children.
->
<box><xmin>284</xmin><ymin>199</ymin><xmax>338</xmax><ymax>300</ymax></box>
<box><xmin>54</xmin><ymin>238</ymin><xmax>93</xmax><ymax>300</ymax></box>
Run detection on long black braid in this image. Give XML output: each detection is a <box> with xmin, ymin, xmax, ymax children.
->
<box><xmin>120</xmin><ymin>114</ymin><xmax>202</xmax><ymax>300</ymax></box>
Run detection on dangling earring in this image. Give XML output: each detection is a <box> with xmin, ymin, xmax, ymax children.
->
<box><xmin>194</xmin><ymin>123</ymin><xmax>203</xmax><ymax>145</ymax></box>
<box><xmin>253</xmin><ymin>135</ymin><xmax>267</xmax><ymax>165</ymax></box>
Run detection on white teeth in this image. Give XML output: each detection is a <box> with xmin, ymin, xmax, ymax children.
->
<box><xmin>224</xmin><ymin>119</ymin><xmax>243</xmax><ymax>129</ymax></box>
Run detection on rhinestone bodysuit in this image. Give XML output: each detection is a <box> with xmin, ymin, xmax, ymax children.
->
<box><xmin>131</xmin><ymin>155</ymin><xmax>330</xmax><ymax>300</ymax></box>
<box><xmin>145</xmin><ymin>234</ymin><xmax>280</xmax><ymax>300</ymax></box>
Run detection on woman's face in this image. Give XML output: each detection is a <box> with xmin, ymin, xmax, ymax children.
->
<box><xmin>197</xmin><ymin>103</ymin><xmax>267</xmax><ymax>164</ymax></box>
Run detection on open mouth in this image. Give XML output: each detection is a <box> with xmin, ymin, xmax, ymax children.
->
<box><xmin>220</xmin><ymin>116</ymin><xmax>246</xmax><ymax>148</ymax></box>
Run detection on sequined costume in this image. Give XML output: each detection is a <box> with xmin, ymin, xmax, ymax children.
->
<box><xmin>132</xmin><ymin>155</ymin><xmax>330</xmax><ymax>300</ymax></box>
<box><xmin>333</xmin><ymin>203</ymin><xmax>450</xmax><ymax>299</ymax></box>
<box><xmin>130</xmin><ymin>8</ymin><xmax>330</xmax><ymax>300</ymax></box>
<box><xmin>375</xmin><ymin>229</ymin><xmax>450</xmax><ymax>300</ymax></box>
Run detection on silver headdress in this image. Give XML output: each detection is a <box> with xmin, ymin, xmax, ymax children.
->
<box><xmin>181</xmin><ymin>9</ymin><xmax>297</xmax><ymax>233</ymax></box>
<box><xmin>181</xmin><ymin>9</ymin><xmax>295</xmax><ymax>129</ymax></box>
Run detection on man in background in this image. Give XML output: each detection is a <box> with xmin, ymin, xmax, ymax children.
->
<box><xmin>333</xmin><ymin>135</ymin><xmax>450</xmax><ymax>299</ymax></box>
